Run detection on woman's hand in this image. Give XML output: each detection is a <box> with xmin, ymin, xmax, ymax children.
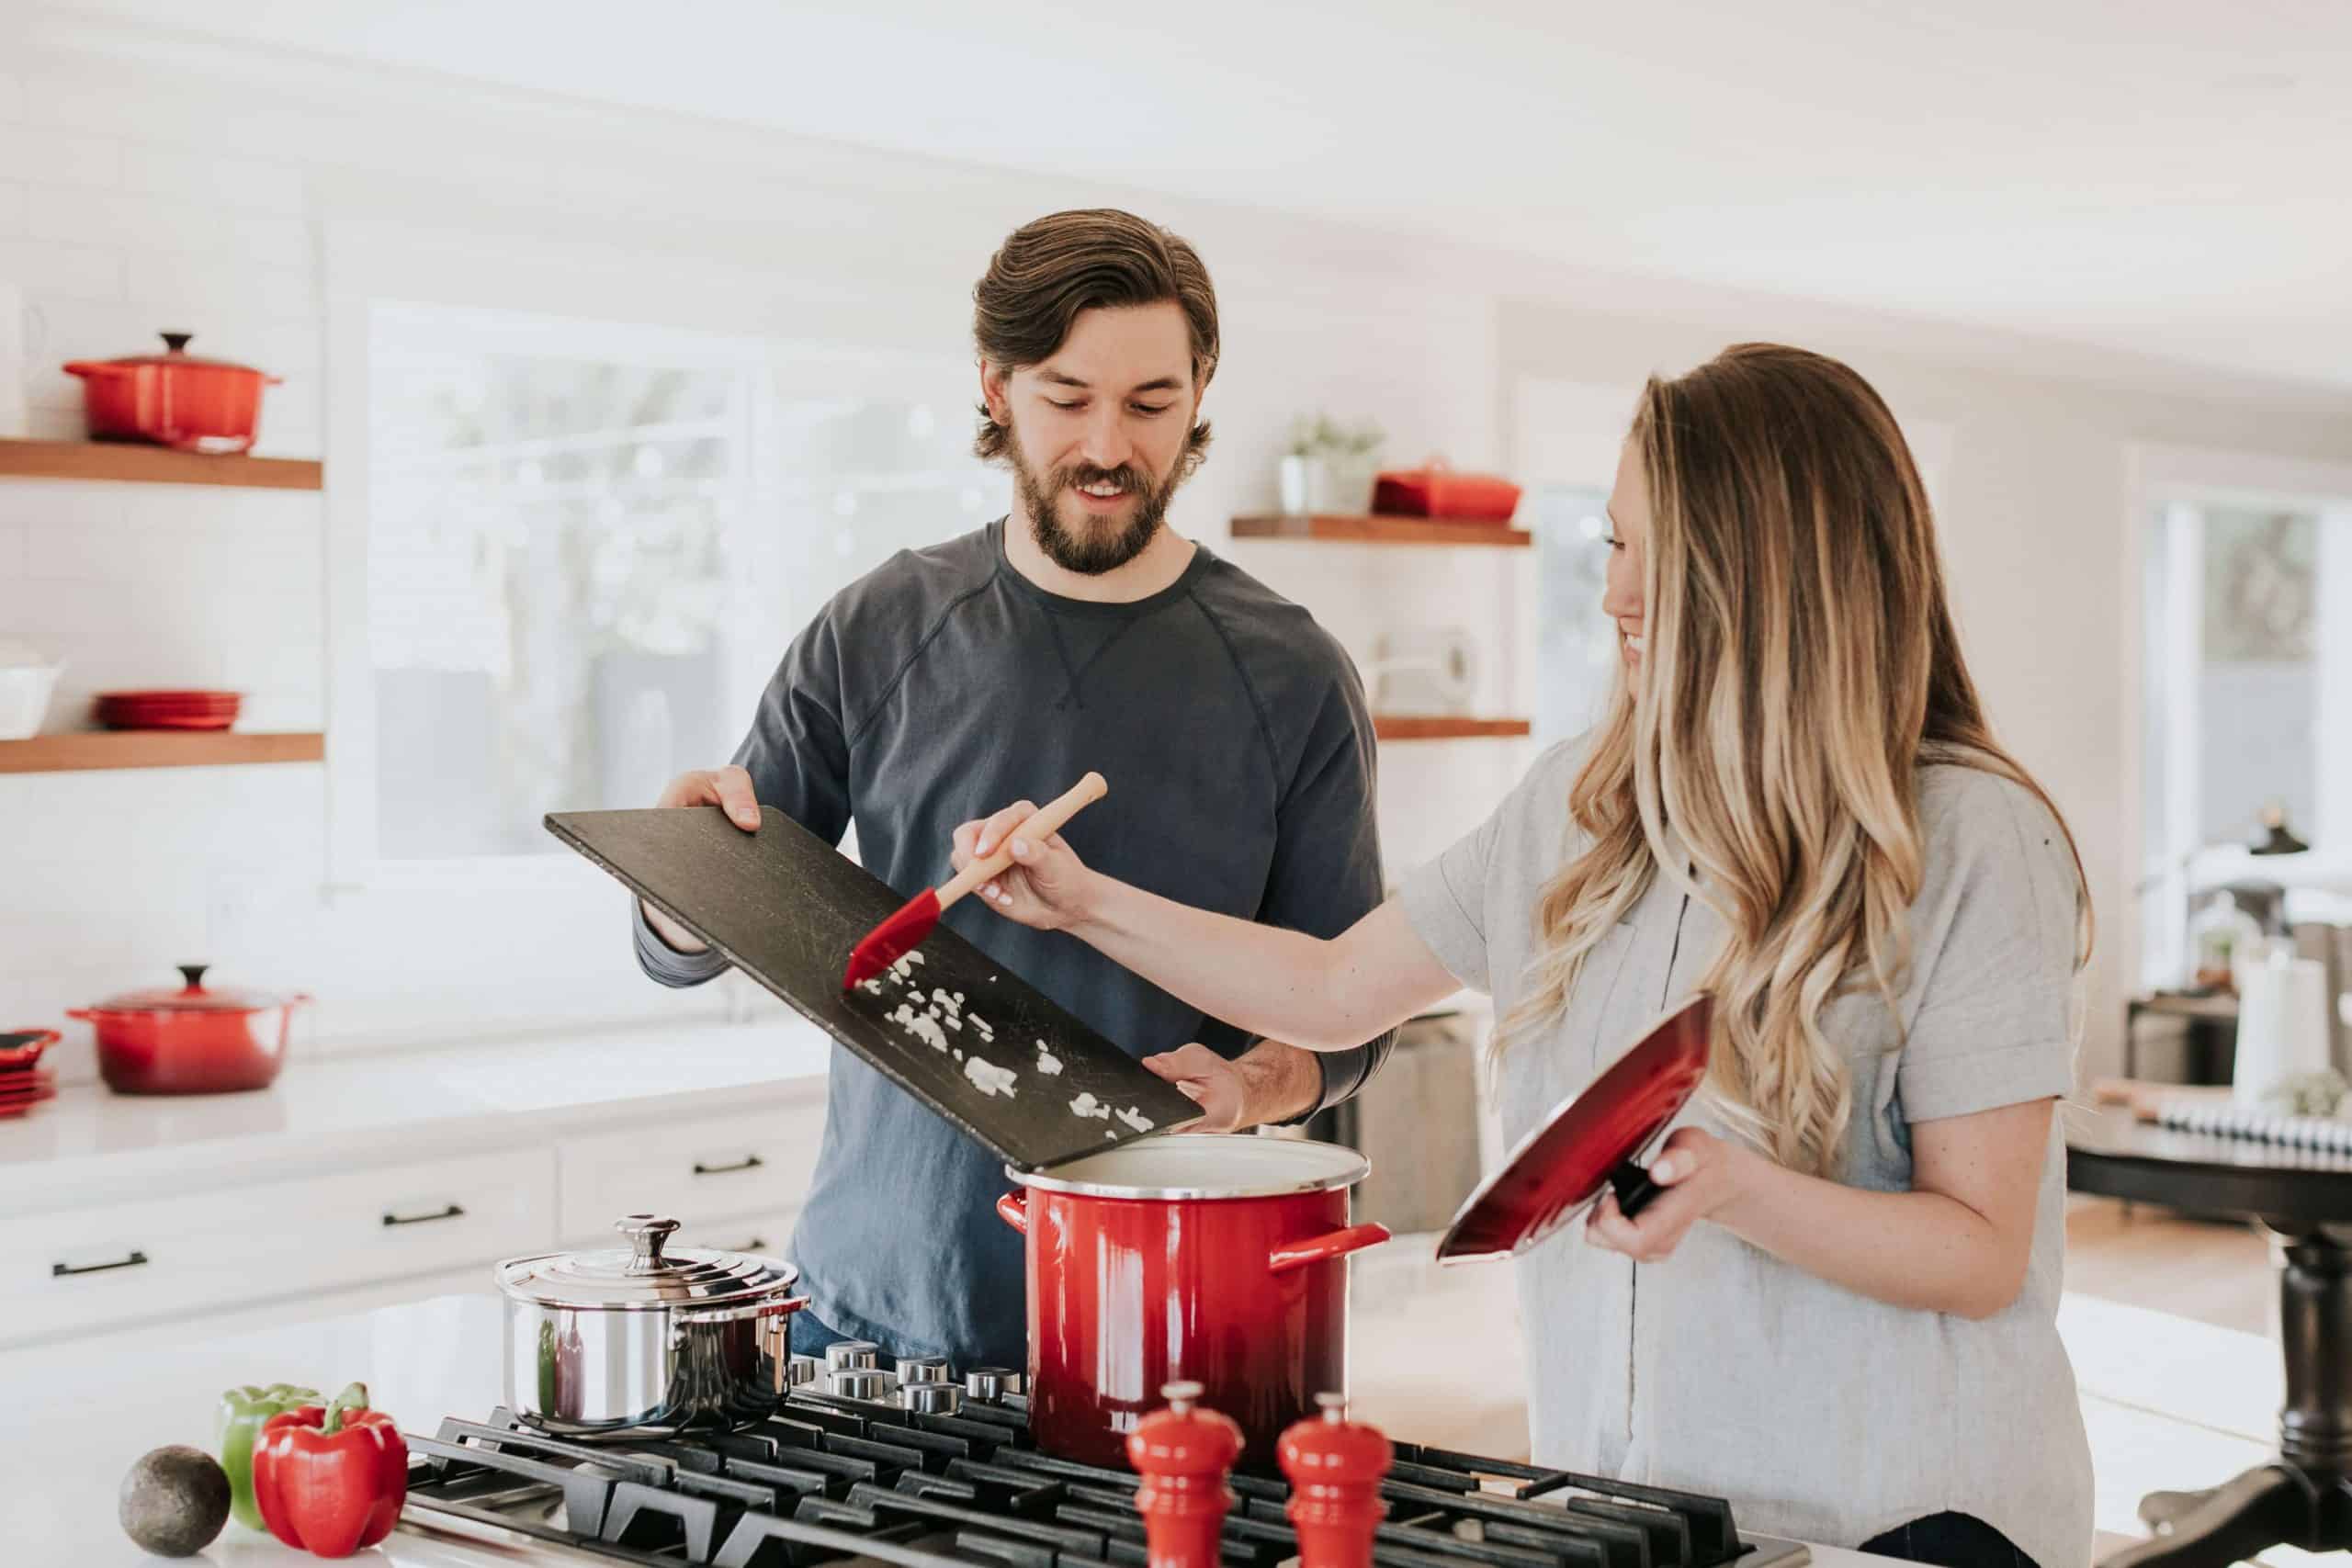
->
<box><xmin>1584</xmin><ymin>1127</ymin><xmax>1751</xmax><ymax>1263</ymax></box>
<box><xmin>950</xmin><ymin>801</ymin><xmax>1099</xmax><ymax>932</ymax></box>
<box><xmin>1142</xmin><ymin>1043</ymin><xmax>1248</xmax><ymax>1132</ymax></box>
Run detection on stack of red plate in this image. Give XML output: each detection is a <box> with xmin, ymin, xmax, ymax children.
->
<box><xmin>0</xmin><ymin>1029</ymin><xmax>60</xmax><ymax>1119</ymax></box>
<box><xmin>95</xmin><ymin>690</ymin><xmax>242</xmax><ymax>730</ymax></box>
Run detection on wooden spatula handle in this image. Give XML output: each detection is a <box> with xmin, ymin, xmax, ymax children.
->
<box><xmin>936</xmin><ymin>773</ymin><xmax>1107</xmax><ymax>913</ymax></box>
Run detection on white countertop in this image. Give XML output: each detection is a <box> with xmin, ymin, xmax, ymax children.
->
<box><xmin>4</xmin><ymin>1017</ymin><xmax>835</xmax><ymax>1206</ymax></box>
<box><xmin>0</xmin><ymin>1292</ymin><xmax>1890</xmax><ymax>1567</ymax></box>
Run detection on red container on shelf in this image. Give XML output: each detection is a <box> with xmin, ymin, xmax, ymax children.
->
<box><xmin>63</xmin><ymin>333</ymin><xmax>280</xmax><ymax>455</ymax></box>
<box><xmin>1371</xmin><ymin>461</ymin><xmax>1522</xmax><ymax>524</ymax></box>
<box><xmin>71</xmin><ymin>965</ymin><xmax>309</xmax><ymax>1094</ymax></box>
<box><xmin>996</xmin><ymin>1135</ymin><xmax>1389</xmax><ymax>1468</ymax></box>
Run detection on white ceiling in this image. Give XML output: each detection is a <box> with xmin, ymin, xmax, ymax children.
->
<box><xmin>49</xmin><ymin>0</ymin><xmax>2352</xmax><ymax>390</ymax></box>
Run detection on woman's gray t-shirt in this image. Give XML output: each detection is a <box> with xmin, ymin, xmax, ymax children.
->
<box><xmin>1399</xmin><ymin>737</ymin><xmax>2092</xmax><ymax>1566</ymax></box>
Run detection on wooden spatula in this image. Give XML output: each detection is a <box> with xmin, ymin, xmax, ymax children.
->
<box><xmin>842</xmin><ymin>772</ymin><xmax>1107</xmax><ymax>989</ymax></box>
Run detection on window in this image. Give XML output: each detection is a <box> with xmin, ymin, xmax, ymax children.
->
<box><xmin>338</xmin><ymin>302</ymin><xmax>1004</xmax><ymax>878</ymax></box>
<box><xmin>2139</xmin><ymin>478</ymin><xmax>2352</xmax><ymax>987</ymax></box>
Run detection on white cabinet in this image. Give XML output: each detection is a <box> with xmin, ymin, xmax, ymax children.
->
<box><xmin>13</xmin><ymin>1147</ymin><xmax>552</xmax><ymax>1344</ymax></box>
<box><xmin>556</xmin><ymin>1102</ymin><xmax>824</xmax><ymax>1245</ymax></box>
<box><xmin>0</xmin><ymin>1029</ymin><xmax>831</xmax><ymax>1350</ymax></box>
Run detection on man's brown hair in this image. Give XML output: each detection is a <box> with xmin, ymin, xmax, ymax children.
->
<box><xmin>972</xmin><ymin>209</ymin><xmax>1219</xmax><ymax>473</ymax></box>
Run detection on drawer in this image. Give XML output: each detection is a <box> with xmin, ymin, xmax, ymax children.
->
<box><xmin>557</xmin><ymin>1103</ymin><xmax>824</xmax><ymax>1244</ymax></box>
<box><xmin>684</xmin><ymin>1207</ymin><xmax>804</xmax><ymax>1262</ymax></box>
<box><xmin>6</xmin><ymin>1147</ymin><xmax>554</xmax><ymax>1347</ymax></box>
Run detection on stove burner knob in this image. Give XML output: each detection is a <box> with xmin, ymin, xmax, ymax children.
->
<box><xmin>896</xmin><ymin>1355</ymin><xmax>952</xmax><ymax>1384</ymax></box>
<box><xmin>1128</xmin><ymin>1381</ymin><xmax>1242</xmax><ymax>1568</ymax></box>
<box><xmin>964</xmin><ymin>1366</ymin><xmax>1024</xmax><ymax>1402</ymax></box>
<box><xmin>784</xmin><ymin>1355</ymin><xmax>824</xmax><ymax>1390</ymax></box>
<box><xmin>902</xmin><ymin>1382</ymin><xmax>965</xmax><ymax>1416</ymax></box>
<box><xmin>829</xmin><ymin>1367</ymin><xmax>896</xmax><ymax>1403</ymax></box>
<box><xmin>825</xmin><ymin>1340</ymin><xmax>882</xmax><ymax>1372</ymax></box>
<box><xmin>1278</xmin><ymin>1392</ymin><xmax>1393</xmax><ymax>1568</ymax></box>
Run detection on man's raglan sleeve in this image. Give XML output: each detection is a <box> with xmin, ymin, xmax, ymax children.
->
<box><xmin>631</xmin><ymin>604</ymin><xmax>855</xmax><ymax>987</ymax></box>
<box><xmin>1258</xmin><ymin>656</ymin><xmax>1395</xmax><ymax>1112</ymax></box>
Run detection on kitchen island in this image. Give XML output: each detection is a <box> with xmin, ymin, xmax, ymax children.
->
<box><xmin>0</xmin><ymin>1292</ymin><xmax>1898</xmax><ymax>1566</ymax></box>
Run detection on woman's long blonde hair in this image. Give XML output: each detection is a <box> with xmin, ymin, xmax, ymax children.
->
<box><xmin>1498</xmin><ymin>344</ymin><xmax>2090</xmax><ymax>1177</ymax></box>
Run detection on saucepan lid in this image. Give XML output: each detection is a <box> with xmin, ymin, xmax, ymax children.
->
<box><xmin>496</xmin><ymin>1213</ymin><xmax>803</xmax><ymax>1311</ymax></box>
<box><xmin>1436</xmin><ymin>993</ymin><xmax>1713</xmax><ymax>1263</ymax></box>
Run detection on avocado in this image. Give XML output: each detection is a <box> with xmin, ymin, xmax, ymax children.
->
<box><xmin>119</xmin><ymin>1444</ymin><xmax>231</xmax><ymax>1558</ymax></box>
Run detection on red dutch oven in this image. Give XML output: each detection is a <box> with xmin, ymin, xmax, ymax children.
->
<box><xmin>996</xmin><ymin>1134</ymin><xmax>1390</xmax><ymax>1467</ymax></box>
<box><xmin>63</xmin><ymin>333</ymin><xmax>280</xmax><ymax>454</ymax></box>
<box><xmin>71</xmin><ymin>964</ymin><xmax>311</xmax><ymax>1095</ymax></box>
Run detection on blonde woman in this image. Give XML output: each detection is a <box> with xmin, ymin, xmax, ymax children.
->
<box><xmin>954</xmin><ymin>344</ymin><xmax>2094</xmax><ymax>1567</ymax></box>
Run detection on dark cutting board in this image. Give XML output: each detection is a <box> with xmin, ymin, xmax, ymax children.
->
<box><xmin>546</xmin><ymin>806</ymin><xmax>1201</xmax><ymax>1170</ymax></box>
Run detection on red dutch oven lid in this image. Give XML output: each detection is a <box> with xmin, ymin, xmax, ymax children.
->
<box><xmin>65</xmin><ymin>333</ymin><xmax>277</xmax><ymax>379</ymax></box>
<box><xmin>84</xmin><ymin>964</ymin><xmax>288</xmax><ymax>1017</ymax></box>
<box><xmin>1435</xmin><ymin>992</ymin><xmax>1713</xmax><ymax>1263</ymax></box>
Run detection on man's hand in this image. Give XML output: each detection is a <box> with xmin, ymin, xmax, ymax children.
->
<box><xmin>1144</xmin><ymin>1041</ymin><xmax>1322</xmax><ymax>1133</ymax></box>
<box><xmin>642</xmin><ymin>766</ymin><xmax>762</xmax><ymax>953</ymax></box>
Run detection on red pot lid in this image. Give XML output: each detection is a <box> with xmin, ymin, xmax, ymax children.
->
<box><xmin>75</xmin><ymin>333</ymin><xmax>266</xmax><ymax>374</ymax></box>
<box><xmin>1435</xmin><ymin>993</ymin><xmax>1713</xmax><ymax>1263</ymax></box>
<box><xmin>85</xmin><ymin>964</ymin><xmax>285</xmax><ymax>1016</ymax></box>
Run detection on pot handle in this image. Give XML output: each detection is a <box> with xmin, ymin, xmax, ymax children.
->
<box><xmin>61</xmin><ymin>361</ymin><xmax>128</xmax><ymax>379</ymax></box>
<box><xmin>64</xmin><ymin>1009</ymin><xmax>96</xmax><ymax>1022</ymax></box>
<box><xmin>995</xmin><ymin>1191</ymin><xmax>1028</xmax><ymax>1235</ymax></box>
<box><xmin>1267</xmin><ymin>1221</ymin><xmax>1391</xmax><ymax>1275</ymax></box>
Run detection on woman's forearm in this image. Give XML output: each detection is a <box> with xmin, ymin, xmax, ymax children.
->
<box><xmin>1070</xmin><ymin>876</ymin><xmax>1442</xmax><ymax>1052</ymax></box>
<box><xmin>1714</xmin><ymin>1144</ymin><xmax>2025</xmax><ymax>1319</ymax></box>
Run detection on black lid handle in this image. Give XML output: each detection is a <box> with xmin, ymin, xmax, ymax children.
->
<box><xmin>177</xmin><ymin>964</ymin><xmax>209</xmax><ymax>991</ymax></box>
<box><xmin>161</xmin><ymin>333</ymin><xmax>193</xmax><ymax>354</ymax></box>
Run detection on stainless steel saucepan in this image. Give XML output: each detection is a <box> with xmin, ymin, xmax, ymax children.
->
<box><xmin>494</xmin><ymin>1213</ymin><xmax>809</xmax><ymax>1437</ymax></box>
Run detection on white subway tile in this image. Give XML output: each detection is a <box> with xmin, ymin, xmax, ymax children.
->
<box><xmin>21</xmin><ymin>406</ymin><xmax>80</xmax><ymax>440</ymax></box>
<box><xmin>0</xmin><ymin>73</ymin><xmax>25</xmax><ymax>125</ymax></box>
<box><xmin>119</xmin><ymin>147</ymin><xmax>307</xmax><ymax>214</ymax></box>
<box><xmin>0</xmin><ymin>128</ymin><xmax>120</xmax><ymax>187</ymax></box>
<box><xmin>0</xmin><ymin>518</ymin><xmax>24</xmax><ymax>579</ymax></box>
<box><xmin>26</xmin><ymin>186</ymin><xmax>308</xmax><ymax>267</ymax></box>
<box><xmin>122</xmin><ymin>250</ymin><xmax>316</xmax><ymax>325</ymax></box>
<box><xmin>0</xmin><ymin>179</ymin><xmax>24</xmax><ymax>237</ymax></box>
<box><xmin>0</xmin><ymin>238</ymin><xmax>127</xmax><ymax>300</ymax></box>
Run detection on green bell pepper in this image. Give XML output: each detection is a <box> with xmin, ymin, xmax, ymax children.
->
<box><xmin>215</xmin><ymin>1382</ymin><xmax>320</xmax><ymax>1531</ymax></box>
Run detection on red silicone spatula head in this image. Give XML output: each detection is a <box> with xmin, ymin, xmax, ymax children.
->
<box><xmin>843</xmin><ymin>888</ymin><xmax>944</xmax><ymax>989</ymax></box>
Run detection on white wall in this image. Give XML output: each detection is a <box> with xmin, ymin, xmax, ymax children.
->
<box><xmin>1</xmin><ymin>20</ymin><xmax>2346</xmax><ymax>1087</ymax></box>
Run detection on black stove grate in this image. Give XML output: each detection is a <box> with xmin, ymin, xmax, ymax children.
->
<box><xmin>401</xmin><ymin>1390</ymin><xmax>1804</xmax><ymax>1568</ymax></box>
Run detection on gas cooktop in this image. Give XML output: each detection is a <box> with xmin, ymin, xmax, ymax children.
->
<box><xmin>400</xmin><ymin>1378</ymin><xmax>1808</xmax><ymax>1568</ymax></box>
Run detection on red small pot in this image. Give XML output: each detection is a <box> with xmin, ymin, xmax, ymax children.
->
<box><xmin>998</xmin><ymin>1135</ymin><xmax>1389</xmax><ymax>1468</ymax></box>
<box><xmin>63</xmin><ymin>333</ymin><xmax>280</xmax><ymax>454</ymax></box>
<box><xmin>71</xmin><ymin>964</ymin><xmax>310</xmax><ymax>1095</ymax></box>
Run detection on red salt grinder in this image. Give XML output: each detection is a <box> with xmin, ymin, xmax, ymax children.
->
<box><xmin>1127</xmin><ymin>1380</ymin><xmax>1243</xmax><ymax>1568</ymax></box>
<box><xmin>1278</xmin><ymin>1393</ymin><xmax>1393</xmax><ymax>1568</ymax></box>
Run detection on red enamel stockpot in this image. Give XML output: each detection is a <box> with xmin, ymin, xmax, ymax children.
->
<box><xmin>70</xmin><ymin>964</ymin><xmax>311</xmax><ymax>1094</ymax></box>
<box><xmin>996</xmin><ymin>1134</ymin><xmax>1390</xmax><ymax>1468</ymax></box>
<box><xmin>63</xmin><ymin>333</ymin><xmax>280</xmax><ymax>454</ymax></box>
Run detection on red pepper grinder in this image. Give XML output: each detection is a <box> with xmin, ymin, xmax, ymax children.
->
<box><xmin>1127</xmin><ymin>1380</ymin><xmax>1242</xmax><ymax>1568</ymax></box>
<box><xmin>1278</xmin><ymin>1393</ymin><xmax>1393</xmax><ymax>1568</ymax></box>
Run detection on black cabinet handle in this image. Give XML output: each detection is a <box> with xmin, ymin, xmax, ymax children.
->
<box><xmin>53</xmin><ymin>1250</ymin><xmax>150</xmax><ymax>1278</ymax></box>
<box><xmin>722</xmin><ymin>1238</ymin><xmax>768</xmax><ymax>1254</ymax></box>
<box><xmin>692</xmin><ymin>1155</ymin><xmax>765</xmax><ymax>1177</ymax></box>
<box><xmin>382</xmin><ymin>1203</ymin><xmax>466</xmax><ymax>1227</ymax></box>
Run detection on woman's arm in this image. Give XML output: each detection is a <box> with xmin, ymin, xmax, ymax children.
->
<box><xmin>950</xmin><ymin>804</ymin><xmax>1459</xmax><ymax>1050</ymax></box>
<box><xmin>1585</xmin><ymin>1098</ymin><xmax>2055</xmax><ymax>1319</ymax></box>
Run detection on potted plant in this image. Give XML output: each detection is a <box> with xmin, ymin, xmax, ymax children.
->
<box><xmin>1279</xmin><ymin>413</ymin><xmax>1385</xmax><ymax>515</ymax></box>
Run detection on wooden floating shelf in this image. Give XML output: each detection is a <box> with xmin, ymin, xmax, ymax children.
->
<box><xmin>1231</xmin><ymin>513</ymin><xmax>1530</xmax><ymax>547</ymax></box>
<box><xmin>0</xmin><ymin>731</ymin><xmax>325</xmax><ymax>774</ymax></box>
<box><xmin>0</xmin><ymin>438</ymin><xmax>322</xmax><ymax>491</ymax></box>
<box><xmin>1371</xmin><ymin>716</ymin><xmax>1532</xmax><ymax>741</ymax></box>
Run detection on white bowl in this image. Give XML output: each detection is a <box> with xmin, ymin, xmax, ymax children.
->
<box><xmin>0</xmin><ymin>662</ymin><xmax>62</xmax><ymax>739</ymax></box>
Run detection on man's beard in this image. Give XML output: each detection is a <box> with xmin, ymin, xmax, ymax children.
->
<box><xmin>1008</xmin><ymin>432</ymin><xmax>1184</xmax><ymax>576</ymax></box>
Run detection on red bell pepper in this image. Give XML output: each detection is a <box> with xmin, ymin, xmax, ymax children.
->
<box><xmin>250</xmin><ymin>1382</ymin><xmax>408</xmax><ymax>1558</ymax></box>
